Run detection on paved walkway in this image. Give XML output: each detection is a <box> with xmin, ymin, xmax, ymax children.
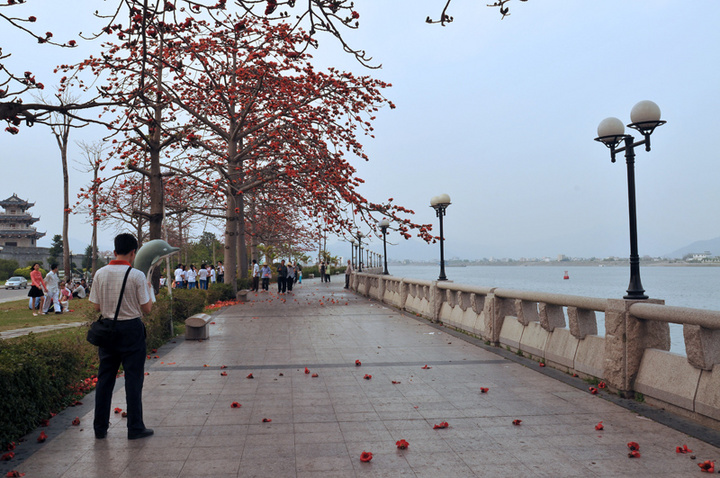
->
<box><xmin>3</xmin><ymin>279</ymin><xmax>720</xmax><ymax>477</ymax></box>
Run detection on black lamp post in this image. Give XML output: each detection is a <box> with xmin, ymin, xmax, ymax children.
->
<box><xmin>357</xmin><ymin>232</ymin><xmax>363</xmax><ymax>272</ymax></box>
<box><xmin>595</xmin><ymin>100</ymin><xmax>665</xmax><ymax>300</ymax></box>
<box><xmin>350</xmin><ymin>239</ymin><xmax>355</xmax><ymax>269</ymax></box>
<box><xmin>430</xmin><ymin>194</ymin><xmax>451</xmax><ymax>281</ymax></box>
<box><xmin>379</xmin><ymin>219</ymin><xmax>390</xmax><ymax>275</ymax></box>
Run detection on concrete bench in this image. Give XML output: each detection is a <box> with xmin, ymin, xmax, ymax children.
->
<box><xmin>185</xmin><ymin>313</ymin><xmax>212</xmax><ymax>340</ymax></box>
<box><xmin>236</xmin><ymin>289</ymin><xmax>249</xmax><ymax>303</ymax></box>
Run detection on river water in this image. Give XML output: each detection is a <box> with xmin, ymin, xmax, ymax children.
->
<box><xmin>386</xmin><ymin>264</ymin><xmax>720</xmax><ymax>356</ymax></box>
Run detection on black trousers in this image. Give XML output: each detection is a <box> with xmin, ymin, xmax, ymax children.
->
<box><xmin>252</xmin><ymin>276</ymin><xmax>260</xmax><ymax>291</ymax></box>
<box><xmin>262</xmin><ymin>278</ymin><xmax>269</xmax><ymax>290</ymax></box>
<box><xmin>277</xmin><ymin>277</ymin><xmax>286</xmax><ymax>293</ymax></box>
<box><xmin>345</xmin><ymin>274</ymin><xmax>350</xmax><ymax>289</ymax></box>
<box><xmin>286</xmin><ymin>277</ymin><xmax>293</xmax><ymax>291</ymax></box>
<box><xmin>94</xmin><ymin>318</ymin><xmax>147</xmax><ymax>435</ymax></box>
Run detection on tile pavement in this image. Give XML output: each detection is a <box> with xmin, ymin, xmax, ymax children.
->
<box><xmin>3</xmin><ymin>278</ymin><xmax>720</xmax><ymax>477</ymax></box>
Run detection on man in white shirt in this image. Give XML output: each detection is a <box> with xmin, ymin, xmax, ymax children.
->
<box><xmin>42</xmin><ymin>264</ymin><xmax>62</xmax><ymax>314</ymax></box>
<box><xmin>251</xmin><ymin>259</ymin><xmax>260</xmax><ymax>291</ymax></box>
<box><xmin>174</xmin><ymin>264</ymin><xmax>184</xmax><ymax>288</ymax></box>
<box><xmin>89</xmin><ymin>233</ymin><xmax>153</xmax><ymax>441</ymax></box>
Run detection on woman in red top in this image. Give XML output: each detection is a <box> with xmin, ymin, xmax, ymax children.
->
<box><xmin>28</xmin><ymin>262</ymin><xmax>46</xmax><ymax>316</ymax></box>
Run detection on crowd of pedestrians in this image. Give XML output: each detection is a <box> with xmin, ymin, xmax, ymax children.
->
<box><xmin>27</xmin><ymin>262</ymin><xmax>90</xmax><ymax>316</ymax></box>
<box><xmin>172</xmin><ymin>261</ymin><xmax>223</xmax><ymax>289</ymax></box>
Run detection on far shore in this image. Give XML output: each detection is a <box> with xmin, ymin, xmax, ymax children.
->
<box><xmin>389</xmin><ymin>260</ymin><xmax>720</xmax><ymax>267</ymax></box>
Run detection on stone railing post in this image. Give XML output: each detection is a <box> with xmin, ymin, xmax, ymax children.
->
<box><xmin>684</xmin><ymin>325</ymin><xmax>720</xmax><ymax>370</ymax></box>
<box><xmin>604</xmin><ymin>298</ymin><xmax>669</xmax><ymax>394</ymax></box>
<box><xmin>399</xmin><ymin>279</ymin><xmax>408</xmax><ymax>311</ymax></box>
<box><xmin>378</xmin><ymin>275</ymin><xmax>386</xmax><ymax>303</ymax></box>
<box><xmin>431</xmin><ymin>281</ymin><xmax>441</xmax><ymax>323</ymax></box>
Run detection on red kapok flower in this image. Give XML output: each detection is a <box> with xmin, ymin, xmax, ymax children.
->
<box><xmin>421</xmin><ymin>365</ymin><xmax>431</xmax><ymax>369</ymax></box>
<box><xmin>220</xmin><ymin>365</ymin><xmax>227</xmax><ymax>369</ymax></box>
<box><xmin>433</xmin><ymin>422</ymin><xmax>449</xmax><ymax>429</ymax></box>
<box><xmin>588</xmin><ymin>387</ymin><xmax>598</xmax><ymax>395</ymax></box>
<box><xmin>262</xmin><ymin>418</ymin><xmax>272</xmax><ymax>422</ymax></box>
<box><xmin>37</xmin><ymin>431</ymin><xmax>47</xmax><ymax>443</ymax></box>
<box><xmin>396</xmin><ymin>439</ymin><xmax>409</xmax><ymax>449</ymax></box>
<box><xmin>355</xmin><ymin>360</ymin><xmax>361</xmax><ymax>366</ymax></box>
<box><xmin>699</xmin><ymin>460</ymin><xmax>715</xmax><ymax>473</ymax></box>
<box><xmin>675</xmin><ymin>444</ymin><xmax>692</xmax><ymax>454</ymax></box>
<box><xmin>363</xmin><ymin>374</ymin><xmax>372</xmax><ymax>380</ymax></box>
<box><xmin>628</xmin><ymin>450</ymin><xmax>641</xmax><ymax>458</ymax></box>
<box><xmin>220</xmin><ymin>371</ymin><xmax>227</xmax><ymax>376</ymax></box>
<box><xmin>121</xmin><ymin>412</ymin><xmax>127</xmax><ymax>418</ymax></box>
<box><xmin>595</xmin><ymin>421</ymin><xmax>604</xmax><ymax>430</ymax></box>
<box><xmin>6</xmin><ymin>470</ymin><xmax>25</xmax><ymax>477</ymax></box>
<box><xmin>1</xmin><ymin>452</ymin><xmax>15</xmax><ymax>461</ymax></box>
<box><xmin>246</xmin><ymin>373</ymin><xmax>254</xmax><ymax>379</ymax></box>
<box><xmin>480</xmin><ymin>387</ymin><xmax>489</xmax><ymax>393</ymax></box>
<box><xmin>627</xmin><ymin>442</ymin><xmax>640</xmax><ymax>451</ymax></box>
<box><xmin>391</xmin><ymin>380</ymin><xmax>401</xmax><ymax>384</ymax></box>
<box><xmin>598</xmin><ymin>381</ymin><xmax>606</xmax><ymax>389</ymax></box>
<box><xmin>304</xmin><ymin>368</ymin><xmax>310</xmax><ymax>374</ymax></box>
<box><xmin>539</xmin><ymin>362</ymin><xmax>546</xmax><ymax>367</ymax></box>
<box><xmin>71</xmin><ymin>417</ymin><xmax>80</xmax><ymax>426</ymax></box>
<box><xmin>512</xmin><ymin>419</ymin><xmax>522</xmax><ymax>426</ymax></box>
<box><xmin>359</xmin><ymin>451</ymin><xmax>373</xmax><ymax>462</ymax></box>
<box><xmin>231</xmin><ymin>402</ymin><xmax>241</xmax><ymax>408</ymax></box>
<box><xmin>114</xmin><ymin>407</ymin><xmax>122</xmax><ymax>414</ymax></box>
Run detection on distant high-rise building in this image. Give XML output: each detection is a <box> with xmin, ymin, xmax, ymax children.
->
<box><xmin>0</xmin><ymin>193</ymin><xmax>46</xmax><ymax>248</ymax></box>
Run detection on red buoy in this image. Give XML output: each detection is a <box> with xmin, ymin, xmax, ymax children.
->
<box><xmin>563</xmin><ymin>271</ymin><xmax>569</xmax><ymax>280</ymax></box>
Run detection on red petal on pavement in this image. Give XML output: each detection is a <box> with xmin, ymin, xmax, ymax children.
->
<box><xmin>311</xmin><ymin>373</ymin><xmax>319</xmax><ymax>377</ymax></box>
<box><xmin>433</xmin><ymin>422</ymin><xmax>449</xmax><ymax>429</ymax></box>
<box><xmin>304</xmin><ymin>368</ymin><xmax>310</xmax><ymax>374</ymax></box>
<box><xmin>363</xmin><ymin>374</ymin><xmax>372</xmax><ymax>380</ymax></box>
<box><xmin>396</xmin><ymin>439</ymin><xmax>409</xmax><ymax>449</ymax></box>
<box><xmin>355</xmin><ymin>360</ymin><xmax>362</xmax><ymax>366</ymax></box>
<box><xmin>598</xmin><ymin>381</ymin><xmax>606</xmax><ymax>389</ymax></box>
<box><xmin>262</xmin><ymin>418</ymin><xmax>272</xmax><ymax>422</ymax></box>
<box><xmin>114</xmin><ymin>407</ymin><xmax>122</xmax><ymax>414</ymax></box>
<box><xmin>675</xmin><ymin>444</ymin><xmax>692</xmax><ymax>454</ymax></box>
<box><xmin>37</xmin><ymin>431</ymin><xmax>47</xmax><ymax>443</ymax></box>
<box><xmin>231</xmin><ymin>402</ymin><xmax>241</xmax><ymax>408</ymax></box>
<box><xmin>246</xmin><ymin>373</ymin><xmax>254</xmax><ymax>379</ymax></box>
<box><xmin>359</xmin><ymin>451</ymin><xmax>373</xmax><ymax>462</ymax></box>
<box><xmin>627</xmin><ymin>442</ymin><xmax>640</xmax><ymax>451</ymax></box>
<box><xmin>220</xmin><ymin>371</ymin><xmax>228</xmax><ymax>376</ymax></box>
<box><xmin>480</xmin><ymin>387</ymin><xmax>489</xmax><ymax>393</ymax></box>
<box><xmin>588</xmin><ymin>387</ymin><xmax>598</xmax><ymax>395</ymax></box>
<box><xmin>539</xmin><ymin>362</ymin><xmax>546</xmax><ymax>367</ymax></box>
<box><xmin>628</xmin><ymin>450</ymin><xmax>641</xmax><ymax>458</ymax></box>
<box><xmin>699</xmin><ymin>460</ymin><xmax>715</xmax><ymax>473</ymax></box>
<box><xmin>512</xmin><ymin>419</ymin><xmax>522</xmax><ymax>426</ymax></box>
<box><xmin>1</xmin><ymin>452</ymin><xmax>15</xmax><ymax>461</ymax></box>
<box><xmin>421</xmin><ymin>365</ymin><xmax>431</xmax><ymax>369</ymax></box>
<box><xmin>595</xmin><ymin>421</ymin><xmax>604</xmax><ymax>430</ymax></box>
<box><xmin>6</xmin><ymin>470</ymin><xmax>26</xmax><ymax>477</ymax></box>
<box><xmin>391</xmin><ymin>380</ymin><xmax>401</xmax><ymax>384</ymax></box>
<box><xmin>71</xmin><ymin>417</ymin><xmax>80</xmax><ymax>426</ymax></box>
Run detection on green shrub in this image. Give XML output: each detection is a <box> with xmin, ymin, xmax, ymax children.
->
<box><xmin>0</xmin><ymin>330</ymin><xmax>98</xmax><ymax>450</ymax></box>
<box><xmin>0</xmin><ymin>259</ymin><xmax>19</xmax><ymax>282</ymax></box>
<box><xmin>207</xmin><ymin>283</ymin><xmax>235</xmax><ymax>303</ymax></box>
<box><xmin>169</xmin><ymin>289</ymin><xmax>206</xmax><ymax>323</ymax></box>
<box><xmin>13</xmin><ymin>265</ymin><xmax>47</xmax><ymax>281</ymax></box>
<box><xmin>236</xmin><ymin>277</ymin><xmax>252</xmax><ymax>290</ymax></box>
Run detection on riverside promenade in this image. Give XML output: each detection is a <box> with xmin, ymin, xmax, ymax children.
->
<box><xmin>3</xmin><ymin>279</ymin><xmax>720</xmax><ymax>477</ymax></box>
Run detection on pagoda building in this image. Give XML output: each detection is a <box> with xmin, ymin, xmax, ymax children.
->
<box><xmin>0</xmin><ymin>193</ymin><xmax>46</xmax><ymax>247</ymax></box>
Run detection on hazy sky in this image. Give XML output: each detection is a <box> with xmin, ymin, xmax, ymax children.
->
<box><xmin>2</xmin><ymin>1</ymin><xmax>719</xmax><ymax>262</ymax></box>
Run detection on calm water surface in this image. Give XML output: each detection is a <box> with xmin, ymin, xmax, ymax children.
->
<box><xmin>387</xmin><ymin>264</ymin><xmax>720</xmax><ymax>356</ymax></box>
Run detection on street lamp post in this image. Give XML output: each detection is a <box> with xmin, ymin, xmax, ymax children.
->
<box><xmin>595</xmin><ymin>100</ymin><xmax>665</xmax><ymax>300</ymax></box>
<box><xmin>357</xmin><ymin>232</ymin><xmax>363</xmax><ymax>272</ymax></box>
<box><xmin>430</xmin><ymin>194</ymin><xmax>451</xmax><ymax>281</ymax></box>
<box><xmin>350</xmin><ymin>239</ymin><xmax>355</xmax><ymax>269</ymax></box>
<box><xmin>379</xmin><ymin>219</ymin><xmax>390</xmax><ymax>275</ymax></box>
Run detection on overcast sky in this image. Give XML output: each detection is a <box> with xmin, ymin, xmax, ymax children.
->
<box><xmin>2</xmin><ymin>1</ymin><xmax>719</xmax><ymax>261</ymax></box>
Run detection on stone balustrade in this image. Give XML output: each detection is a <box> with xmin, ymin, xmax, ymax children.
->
<box><xmin>350</xmin><ymin>272</ymin><xmax>720</xmax><ymax>427</ymax></box>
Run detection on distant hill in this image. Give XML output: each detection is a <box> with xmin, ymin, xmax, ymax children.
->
<box><xmin>664</xmin><ymin>236</ymin><xmax>720</xmax><ymax>259</ymax></box>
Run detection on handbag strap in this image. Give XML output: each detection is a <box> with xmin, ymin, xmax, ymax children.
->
<box><xmin>111</xmin><ymin>266</ymin><xmax>133</xmax><ymax>323</ymax></box>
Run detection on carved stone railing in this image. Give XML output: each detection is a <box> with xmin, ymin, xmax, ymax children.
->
<box><xmin>350</xmin><ymin>272</ymin><xmax>720</xmax><ymax>426</ymax></box>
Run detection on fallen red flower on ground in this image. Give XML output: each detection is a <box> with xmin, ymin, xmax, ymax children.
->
<box><xmin>628</xmin><ymin>450</ymin><xmax>641</xmax><ymax>458</ymax></box>
<box><xmin>355</xmin><ymin>360</ymin><xmax>362</xmax><ymax>366</ymax></box>
<box><xmin>363</xmin><ymin>374</ymin><xmax>372</xmax><ymax>380</ymax></box>
<box><xmin>598</xmin><ymin>381</ymin><xmax>606</xmax><ymax>389</ymax></box>
<box><xmin>360</xmin><ymin>451</ymin><xmax>373</xmax><ymax>462</ymax></box>
<box><xmin>421</xmin><ymin>365</ymin><xmax>431</xmax><ymax>369</ymax></box>
<box><xmin>246</xmin><ymin>373</ymin><xmax>254</xmax><ymax>379</ymax></box>
<box><xmin>121</xmin><ymin>412</ymin><xmax>127</xmax><ymax>418</ymax></box>
<box><xmin>220</xmin><ymin>365</ymin><xmax>227</xmax><ymax>369</ymax></box>
<box><xmin>231</xmin><ymin>402</ymin><xmax>241</xmax><ymax>408</ymax></box>
<box><xmin>311</xmin><ymin>373</ymin><xmax>319</xmax><ymax>377</ymax></box>
<box><xmin>588</xmin><ymin>387</ymin><xmax>598</xmax><ymax>395</ymax></box>
<box><xmin>262</xmin><ymin>418</ymin><xmax>272</xmax><ymax>422</ymax></box>
<box><xmin>627</xmin><ymin>442</ymin><xmax>640</xmax><ymax>451</ymax></box>
<box><xmin>1</xmin><ymin>452</ymin><xmax>15</xmax><ymax>461</ymax></box>
<box><xmin>304</xmin><ymin>368</ymin><xmax>310</xmax><ymax>374</ymax></box>
<box><xmin>480</xmin><ymin>387</ymin><xmax>489</xmax><ymax>393</ymax></box>
<box><xmin>512</xmin><ymin>419</ymin><xmax>522</xmax><ymax>426</ymax></box>
<box><xmin>37</xmin><ymin>431</ymin><xmax>47</xmax><ymax>443</ymax></box>
<box><xmin>396</xmin><ymin>439</ymin><xmax>409</xmax><ymax>449</ymax></box>
<box><xmin>699</xmin><ymin>460</ymin><xmax>715</xmax><ymax>473</ymax></box>
<box><xmin>6</xmin><ymin>470</ymin><xmax>25</xmax><ymax>477</ymax></box>
<box><xmin>220</xmin><ymin>372</ymin><xmax>227</xmax><ymax>376</ymax></box>
<box><xmin>433</xmin><ymin>422</ymin><xmax>449</xmax><ymax>429</ymax></box>
<box><xmin>391</xmin><ymin>380</ymin><xmax>401</xmax><ymax>384</ymax></box>
<box><xmin>676</xmin><ymin>444</ymin><xmax>692</xmax><ymax>454</ymax></box>
<box><xmin>595</xmin><ymin>421</ymin><xmax>604</xmax><ymax>430</ymax></box>
<box><xmin>71</xmin><ymin>417</ymin><xmax>80</xmax><ymax>426</ymax></box>
<box><xmin>114</xmin><ymin>407</ymin><xmax>122</xmax><ymax>414</ymax></box>
<box><xmin>539</xmin><ymin>362</ymin><xmax>546</xmax><ymax>367</ymax></box>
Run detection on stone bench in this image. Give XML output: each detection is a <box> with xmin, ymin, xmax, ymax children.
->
<box><xmin>236</xmin><ymin>289</ymin><xmax>249</xmax><ymax>303</ymax></box>
<box><xmin>185</xmin><ymin>313</ymin><xmax>212</xmax><ymax>340</ymax></box>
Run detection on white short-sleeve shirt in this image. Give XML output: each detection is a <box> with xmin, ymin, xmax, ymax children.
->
<box><xmin>89</xmin><ymin>263</ymin><xmax>150</xmax><ymax>320</ymax></box>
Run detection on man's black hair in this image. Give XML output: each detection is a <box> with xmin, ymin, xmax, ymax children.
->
<box><xmin>114</xmin><ymin>233</ymin><xmax>139</xmax><ymax>255</ymax></box>
<box><xmin>50</xmin><ymin>263</ymin><xmax>58</xmax><ymax>271</ymax></box>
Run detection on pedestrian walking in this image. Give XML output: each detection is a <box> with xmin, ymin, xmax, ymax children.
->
<box><xmin>261</xmin><ymin>263</ymin><xmax>271</xmax><ymax>291</ymax></box>
<box><xmin>28</xmin><ymin>262</ymin><xmax>46</xmax><ymax>315</ymax></box>
<box><xmin>251</xmin><ymin>259</ymin><xmax>260</xmax><ymax>292</ymax></box>
<box><xmin>345</xmin><ymin>260</ymin><xmax>353</xmax><ymax>289</ymax></box>
<box><xmin>277</xmin><ymin>260</ymin><xmax>288</xmax><ymax>293</ymax></box>
<box><xmin>286</xmin><ymin>261</ymin><xmax>295</xmax><ymax>292</ymax></box>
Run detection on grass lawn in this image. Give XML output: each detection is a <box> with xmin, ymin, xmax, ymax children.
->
<box><xmin>0</xmin><ymin>297</ymin><xmax>95</xmax><ymax>333</ymax></box>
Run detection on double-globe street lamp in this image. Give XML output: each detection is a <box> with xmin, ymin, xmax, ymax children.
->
<box><xmin>430</xmin><ymin>194</ymin><xmax>451</xmax><ymax>281</ymax></box>
<box><xmin>379</xmin><ymin>218</ymin><xmax>390</xmax><ymax>275</ymax></box>
<box><xmin>595</xmin><ymin>100</ymin><xmax>665</xmax><ymax>300</ymax></box>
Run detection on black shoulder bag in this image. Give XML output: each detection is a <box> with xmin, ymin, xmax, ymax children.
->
<box><xmin>86</xmin><ymin>266</ymin><xmax>133</xmax><ymax>348</ymax></box>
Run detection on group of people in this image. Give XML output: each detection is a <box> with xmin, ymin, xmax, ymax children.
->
<box><xmin>27</xmin><ymin>262</ymin><xmax>89</xmax><ymax>315</ymax></box>
<box><xmin>250</xmin><ymin>259</ymin><xmax>303</xmax><ymax>293</ymax></box>
<box><xmin>172</xmin><ymin>261</ymin><xmax>225</xmax><ymax>289</ymax></box>
<box><xmin>319</xmin><ymin>262</ymin><xmax>332</xmax><ymax>282</ymax></box>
